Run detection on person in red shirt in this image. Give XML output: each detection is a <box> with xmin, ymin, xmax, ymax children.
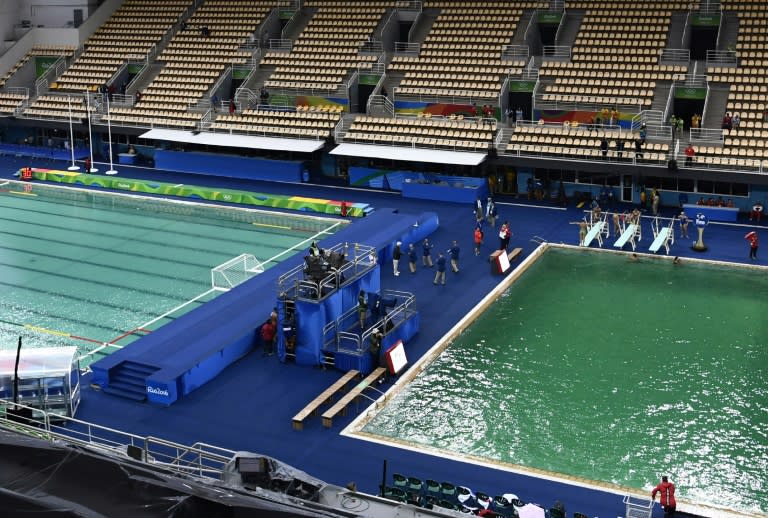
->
<box><xmin>684</xmin><ymin>144</ymin><xmax>695</xmax><ymax>166</ymax></box>
<box><xmin>260</xmin><ymin>318</ymin><xmax>277</xmax><ymax>356</ymax></box>
<box><xmin>651</xmin><ymin>476</ymin><xmax>677</xmax><ymax>518</ymax></box>
<box><xmin>474</xmin><ymin>227</ymin><xmax>483</xmax><ymax>256</ymax></box>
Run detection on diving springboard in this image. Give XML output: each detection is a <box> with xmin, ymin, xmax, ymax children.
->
<box><xmin>582</xmin><ymin>221</ymin><xmax>605</xmax><ymax>247</ymax></box>
<box><xmin>614</xmin><ymin>224</ymin><xmax>638</xmax><ymax>248</ymax></box>
<box><xmin>649</xmin><ymin>227</ymin><xmax>671</xmax><ymax>253</ymax></box>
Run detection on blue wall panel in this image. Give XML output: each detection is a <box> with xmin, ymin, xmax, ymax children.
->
<box><xmin>155</xmin><ymin>150</ymin><xmax>303</xmax><ymax>181</ymax></box>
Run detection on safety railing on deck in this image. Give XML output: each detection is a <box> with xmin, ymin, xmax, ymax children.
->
<box><xmin>277</xmin><ymin>243</ymin><xmax>377</xmax><ymax>303</ymax></box>
<box><xmin>35</xmin><ymin>56</ymin><xmax>65</xmax><ymax>97</ymax></box>
<box><xmin>0</xmin><ymin>400</ymin><xmax>237</xmax><ymax>480</ymax></box>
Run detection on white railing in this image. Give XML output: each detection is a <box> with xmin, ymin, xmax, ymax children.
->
<box><xmin>391</xmin><ymin>88</ymin><xmax>489</xmax><ymax>106</ymax></box>
<box><xmin>706</xmin><ymin>49</ymin><xmax>737</xmax><ymax>66</ymax></box>
<box><xmin>660</xmin><ymin>48</ymin><xmax>691</xmax><ymax>62</ymax></box>
<box><xmin>208</xmin><ymin>66</ymin><xmax>231</xmax><ymax>97</ymax></box>
<box><xmin>279</xmin><ymin>6</ymin><xmax>302</xmax><ymax>41</ymax></box>
<box><xmin>714</xmin><ymin>7</ymin><xmax>724</xmax><ymax>50</ymax></box>
<box><xmin>502</xmin><ymin>45</ymin><xmax>530</xmax><ymax>60</ymax></box>
<box><xmin>366</xmin><ymin>94</ymin><xmax>393</xmax><ymax>116</ymax></box>
<box><xmin>689</xmin><ymin>127</ymin><xmax>724</xmax><ymax>143</ymax></box>
<box><xmin>407</xmin><ymin>6</ymin><xmax>423</xmax><ymax>43</ymax></box>
<box><xmin>376</xmin><ymin>6</ymin><xmax>396</xmax><ymax>40</ymax></box>
<box><xmin>542</xmin><ymin>46</ymin><xmax>571</xmax><ymax>59</ymax></box>
<box><xmin>701</xmin><ymin>82</ymin><xmax>711</xmax><ymax>125</ymax></box>
<box><xmin>0</xmin><ymin>401</ymin><xmax>236</xmax><ymax>480</ymax></box>
<box><xmin>663</xmin><ymin>85</ymin><xmax>674</xmax><ymax>122</ymax></box>
<box><xmin>34</xmin><ymin>55</ymin><xmax>66</xmax><ymax>97</ymax></box>
<box><xmin>553</xmin><ymin>8</ymin><xmax>567</xmax><ymax>45</ymax></box>
<box><xmin>536</xmin><ymin>97</ymin><xmax>645</xmax><ymax>114</ymax></box>
<box><xmin>359</xmin><ymin>40</ymin><xmax>384</xmax><ymax>54</ymax></box>
<box><xmin>269</xmin><ymin>38</ymin><xmax>292</xmax><ymax>52</ymax></box>
<box><xmin>394</xmin><ymin>41</ymin><xmax>420</xmax><ymax>54</ymax></box>
<box><xmin>7</xmin><ymin>86</ymin><xmax>30</xmax><ymax>98</ymax></box>
<box><xmin>673</xmin><ymin>74</ymin><xmax>707</xmax><ymax>87</ymax></box>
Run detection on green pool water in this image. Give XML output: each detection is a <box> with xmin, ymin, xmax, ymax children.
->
<box><xmin>0</xmin><ymin>182</ymin><xmax>341</xmax><ymax>365</ymax></box>
<box><xmin>363</xmin><ymin>247</ymin><xmax>768</xmax><ymax>515</ymax></box>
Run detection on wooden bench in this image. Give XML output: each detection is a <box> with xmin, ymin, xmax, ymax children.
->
<box><xmin>291</xmin><ymin>369</ymin><xmax>359</xmax><ymax>430</ymax></box>
<box><xmin>507</xmin><ymin>247</ymin><xmax>523</xmax><ymax>262</ymax></box>
<box><xmin>321</xmin><ymin>367</ymin><xmax>387</xmax><ymax>428</ymax></box>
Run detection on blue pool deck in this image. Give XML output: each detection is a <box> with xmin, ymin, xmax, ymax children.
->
<box><xmin>2</xmin><ymin>155</ymin><xmax>766</xmax><ymax>518</ymax></box>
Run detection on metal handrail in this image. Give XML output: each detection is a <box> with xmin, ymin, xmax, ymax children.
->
<box><xmin>394</xmin><ymin>42</ymin><xmax>420</xmax><ymax>54</ymax></box>
<box><xmin>542</xmin><ymin>46</ymin><xmax>571</xmax><ymax>59</ymax></box>
<box><xmin>705</xmin><ymin>49</ymin><xmax>737</xmax><ymax>66</ymax></box>
<box><xmin>690</xmin><ymin>127</ymin><xmax>724</xmax><ymax>143</ymax></box>
<box><xmin>660</xmin><ymin>49</ymin><xmax>691</xmax><ymax>62</ymax></box>
<box><xmin>701</xmin><ymin>83</ymin><xmax>711</xmax><ymax>128</ymax></box>
<box><xmin>501</xmin><ymin>45</ymin><xmax>529</xmax><ymax>60</ymax></box>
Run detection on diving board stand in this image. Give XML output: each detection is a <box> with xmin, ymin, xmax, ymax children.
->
<box><xmin>614</xmin><ymin>223</ymin><xmax>641</xmax><ymax>251</ymax></box>
<box><xmin>649</xmin><ymin>217</ymin><xmax>675</xmax><ymax>255</ymax></box>
<box><xmin>582</xmin><ymin>212</ymin><xmax>609</xmax><ymax>248</ymax></box>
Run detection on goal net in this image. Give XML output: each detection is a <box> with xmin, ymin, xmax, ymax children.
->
<box><xmin>211</xmin><ymin>254</ymin><xmax>264</xmax><ymax>291</ymax></box>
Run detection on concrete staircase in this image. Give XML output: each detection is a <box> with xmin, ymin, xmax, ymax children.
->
<box><xmin>666</xmin><ymin>11</ymin><xmax>688</xmax><ymax>49</ymax></box>
<box><xmin>407</xmin><ymin>8</ymin><xmax>439</xmax><ymax>44</ymax></box>
<box><xmin>510</xmin><ymin>10</ymin><xmax>534</xmax><ymax>46</ymax></box>
<box><xmin>717</xmin><ymin>11</ymin><xmax>740</xmax><ymax>51</ymax></box>
<box><xmin>555</xmin><ymin>9</ymin><xmax>583</xmax><ymax>48</ymax></box>
<box><xmin>650</xmin><ymin>81</ymin><xmax>674</xmax><ymax>114</ymax></box>
<box><xmin>702</xmin><ymin>85</ymin><xmax>730</xmax><ymax>128</ymax></box>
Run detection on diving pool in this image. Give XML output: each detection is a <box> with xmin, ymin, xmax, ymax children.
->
<box><xmin>354</xmin><ymin>246</ymin><xmax>768</xmax><ymax>516</ymax></box>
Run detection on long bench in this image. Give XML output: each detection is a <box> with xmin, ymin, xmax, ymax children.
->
<box><xmin>321</xmin><ymin>367</ymin><xmax>387</xmax><ymax>428</ymax></box>
<box><xmin>292</xmin><ymin>370</ymin><xmax>359</xmax><ymax>431</ymax></box>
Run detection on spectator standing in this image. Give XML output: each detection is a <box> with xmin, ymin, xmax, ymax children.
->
<box><xmin>732</xmin><ymin>112</ymin><xmax>741</xmax><ymax>129</ymax></box>
<box><xmin>433</xmin><ymin>252</ymin><xmax>446</xmax><ymax>285</ymax></box>
<box><xmin>676</xmin><ymin>117</ymin><xmax>684</xmax><ymax>136</ymax></box>
<box><xmin>639</xmin><ymin>124</ymin><xmax>647</xmax><ymax>144</ymax></box>
<box><xmin>600</xmin><ymin>136</ymin><xmax>609</xmax><ymax>158</ymax></box>
<box><xmin>448</xmin><ymin>240</ymin><xmax>460</xmax><ymax>273</ymax></box>
<box><xmin>499</xmin><ymin>222</ymin><xmax>512</xmax><ymax>251</ymax></box>
<box><xmin>685</xmin><ymin>144</ymin><xmax>695</xmax><ymax>167</ymax></box>
<box><xmin>261</xmin><ymin>317</ymin><xmax>276</xmax><ymax>356</ymax></box>
<box><xmin>515</xmin><ymin>106</ymin><xmax>523</xmax><ymax>122</ymax></box>
<box><xmin>746</xmin><ymin>231</ymin><xmax>758</xmax><ymax>260</ymax></box>
<box><xmin>635</xmin><ymin>138</ymin><xmax>644</xmax><ymax>159</ymax></box>
<box><xmin>691</xmin><ymin>113</ymin><xmax>700</xmax><ymax>128</ymax></box>
<box><xmin>369</xmin><ymin>328</ymin><xmax>383</xmax><ymax>368</ymax></box>
<box><xmin>485</xmin><ymin>197</ymin><xmax>497</xmax><ymax>228</ymax></box>
<box><xmin>407</xmin><ymin>243</ymin><xmax>417</xmax><ymax>273</ymax></box>
<box><xmin>651</xmin><ymin>476</ymin><xmax>677</xmax><ymax>518</ymax></box>
<box><xmin>679</xmin><ymin>211</ymin><xmax>689</xmax><ymax>239</ymax></box>
<box><xmin>229</xmin><ymin>99</ymin><xmax>235</xmax><ymax>115</ymax></box>
<box><xmin>722</xmin><ymin>112</ymin><xmax>732</xmax><ymax>130</ymax></box>
<box><xmin>474</xmin><ymin>226</ymin><xmax>483</xmax><ymax>256</ymax></box>
<box><xmin>358</xmin><ymin>290</ymin><xmax>367</xmax><ymax>329</ymax></box>
<box><xmin>652</xmin><ymin>190</ymin><xmax>660</xmax><ymax>215</ymax></box>
<box><xmin>422</xmin><ymin>238</ymin><xmax>433</xmax><ymax>267</ymax></box>
<box><xmin>392</xmin><ymin>241</ymin><xmax>402</xmax><ymax>276</ymax></box>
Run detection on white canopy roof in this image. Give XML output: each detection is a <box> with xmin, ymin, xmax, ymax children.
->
<box><xmin>0</xmin><ymin>346</ymin><xmax>77</xmax><ymax>378</ymax></box>
<box><xmin>140</xmin><ymin>129</ymin><xmax>326</xmax><ymax>153</ymax></box>
<box><xmin>330</xmin><ymin>143</ymin><xmax>487</xmax><ymax>166</ymax></box>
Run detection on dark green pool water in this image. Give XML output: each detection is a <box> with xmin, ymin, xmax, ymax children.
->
<box><xmin>363</xmin><ymin>247</ymin><xmax>768</xmax><ymax>515</ymax></box>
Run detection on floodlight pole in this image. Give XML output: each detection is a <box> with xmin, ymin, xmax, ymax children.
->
<box><xmin>66</xmin><ymin>95</ymin><xmax>79</xmax><ymax>171</ymax></box>
<box><xmin>84</xmin><ymin>90</ymin><xmax>98</xmax><ymax>173</ymax></box>
<box><xmin>105</xmin><ymin>94</ymin><xmax>118</xmax><ymax>175</ymax></box>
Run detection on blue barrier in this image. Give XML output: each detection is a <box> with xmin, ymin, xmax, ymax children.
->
<box><xmin>683</xmin><ymin>204</ymin><xmax>738</xmax><ymax>222</ymax></box>
<box><xmin>154</xmin><ymin>150</ymin><xmax>304</xmax><ymax>182</ymax></box>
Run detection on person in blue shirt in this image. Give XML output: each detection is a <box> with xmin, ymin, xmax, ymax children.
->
<box><xmin>433</xmin><ymin>252</ymin><xmax>446</xmax><ymax>285</ymax></box>
<box><xmin>407</xmin><ymin>243</ymin><xmax>417</xmax><ymax>273</ymax></box>
<box><xmin>448</xmin><ymin>240</ymin><xmax>460</xmax><ymax>273</ymax></box>
<box><xmin>422</xmin><ymin>238</ymin><xmax>433</xmax><ymax>267</ymax></box>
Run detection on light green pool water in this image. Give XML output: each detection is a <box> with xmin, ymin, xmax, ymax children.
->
<box><xmin>363</xmin><ymin>247</ymin><xmax>768</xmax><ymax>515</ymax></box>
<box><xmin>0</xmin><ymin>182</ymin><xmax>341</xmax><ymax>365</ymax></box>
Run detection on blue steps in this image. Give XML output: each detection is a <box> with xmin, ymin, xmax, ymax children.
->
<box><xmin>102</xmin><ymin>361</ymin><xmax>159</xmax><ymax>402</ymax></box>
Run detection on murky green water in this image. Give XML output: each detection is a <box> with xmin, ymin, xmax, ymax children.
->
<box><xmin>0</xmin><ymin>183</ymin><xmax>339</xmax><ymax>365</ymax></box>
<box><xmin>364</xmin><ymin>248</ymin><xmax>768</xmax><ymax>515</ymax></box>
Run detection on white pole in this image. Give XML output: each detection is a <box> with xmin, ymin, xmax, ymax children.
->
<box><xmin>105</xmin><ymin>95</ymin><xmax>118</xmax><ymax>175</ymax></box>
<box><xmin>66</xmin><ymin>95</ymin><xmax>79</xmax><ymax>171</ymax></box>
<box><xmin>84</xmin><ymin>90</ymin><xmax>98</xmax><ymax>173</ymax></box>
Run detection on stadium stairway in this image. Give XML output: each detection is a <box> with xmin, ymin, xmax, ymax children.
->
<box><xmin>99</xmin><ymin>361</ymin><xmax>159</xmax><ymax>402</ymax></box>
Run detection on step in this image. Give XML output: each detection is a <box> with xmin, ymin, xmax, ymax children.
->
<box><xmin>120</xmin><ymin>361</ymin><xmax>158</xmax><ymax>377</ymax></box>
<box><xmin>108</xmin><ymin>379</ymin><xmax>146</xmax><ymax>395</ymax></box>
<box><xmin>102</xmin><ymin>385</ymin><xmax>147</xmax><ymax>402</ymax></box>
<box><xmin>112</xmin><ymin>371</ymin><xmax>147</xmax><ymax>385</ymax></box>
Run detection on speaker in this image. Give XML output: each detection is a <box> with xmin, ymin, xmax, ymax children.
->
<box><xmin>667</xmin><ymin>159</ymin><xmax>678</xmax><ymax>171</ymax></box>
<box><xmin>126</xmin><ymin>444</ymin><xmax>144</xmax><ymax>461</ymax></box>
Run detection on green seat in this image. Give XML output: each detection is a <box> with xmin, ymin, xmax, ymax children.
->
<box><xmin>549</xmin><ymin>507</ymin><xmax>566</xmax><ymax>518</ymax></box>
<box><xmin>426</xmin><ymin>479</ymin><xmax>441</xmax><ymax>494</ymax></box>
<box><xmin>440</xmin><ymin>481</ymin><xmax>456</xmax><ymax>496</ymax></box>
<box><xmin>392</xmin><ymin>473</ymin><xmax>407</xmax><ymax>488</ymax></box>
<box><xmin>407</xmin><ymin>476</ymin><xmax>423</xmax><ymax>492</ymax></box>
<box><xmin>383</xmin><ymin>486</ymin><xmax>407</xmax><ymax>502</ymax></box>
